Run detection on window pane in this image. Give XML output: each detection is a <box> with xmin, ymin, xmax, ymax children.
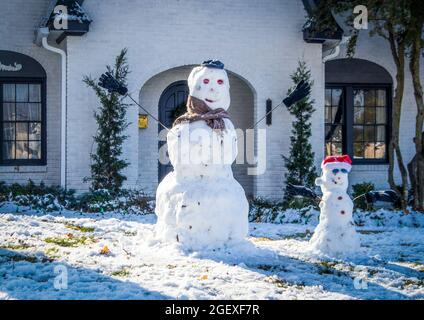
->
<box><xmin>354</xmin><ymin>126</ymin><xmax>363</xmax><ymax>142</ymax></box>
<box><xmin>326</xmin><ymin>142</ymin><xmax>342</xmax><ymax>156</ymax></box>
<box><xmin>376</xmin><ymin>125</ymin><xmax>386</xmax><ymax>141</ymax></box>
<box><xmin>16</xmin><ymin>123</ymin><xmax>28</xmax><ymax>140</ymax></box>
<box><xmin>354</xmin><ymin>90</ymin><xmax>364</xmax><ymax>107</ymax></box>
<box><xmin>325</xmin><ymin>125</ymin><xmax>342</xmax><ymax>142</ymax></box>
<box><xmin>29</xmin><ymin>123</ymin><xmax>41</xmax><ymax>140</ymax></box>
<box><xmin>375</xmin><ymin>142</ymin><xmax>386</xmax><ymax>158</ymax></box>
<box><xmin>28</xmin><ymin>103</ymin><xmax>41</xmax><ymax>121</ymax></box>
<box><xmin>332</xmin><ymin>106</ymin><xmax>343</xmax><ymax>124</ymax></box>
<box><xmin>325</xmin><ymin>125</ymin><xmax>331</xmax><ymax>138</ymax></box>
<box><xmin>364</xmin><ymin>90</ymin><xmax>375</xmax><ymax>107</ymax></box>
<box><xmin>16</xmin><ymin>84</ymin><xmax>28</xmax><ymax>102</ymax></box>
<box><xmin>354</xmin><ymin>107</ymin><xmax>364</xmax><ymax>124</ymax></box>
<box><xmin>364</xmin><ymin>126</ymin><xmax>375</xmax><ymax>141</ymax></box>
<box><xmin>29</xmin><ymin>84</ymin><xmax>41</xmax><ymax>102</ymax></box>
<box><xmin>3</xmin><ymin>123</ymin><xmax>15</xmax><ymax>140</ymax></box>
<box><xmin>354</xmin><ymin>143</ymin><xmax>364</xmax><ymax>158</ymax></box>
<box><xmin>325</xmin><ymin>89</ymin><xmax>331</xmax><ymax>107</ymax></box>
<box><xmin>16</xmin><ymin>141</ymin><xmax>28</xmax><ymax>159</ymax></box>
<box><xmin>364</xmin><ymin>106</ymin><xmax>376</xmax><ymax>124</ymax></box>
<box><xmin>364</xmin><ymin>143</ymin><xmax>375</xmax><ymax>159</ymax></box>
<box><xmin>16</xmin><ymin>103</ymin><xmax>40</xmax><ymax>121</ymax></box>
<box><xmin>332</xmin><ymin>89</ymin><xmax>343</xmax><ymax>106</ymax></box>
<box><xmin>16</xmin><ymin>103</ymin><xmax>29</xmax><ymax>120</ymax></box>
<box><xmin>2</xmin><ymin>141</ymin><xmax>14</xmax><ymax>159</ymax></box>
<box><xmin>29</xmin><ymin>141</ymin><xmax>41</xmax><ymax>159</ymax></box>
<box><xmin>2</xmin><ymin>103</ymin><xmax>15</xmax><ymax>120</ymax></box>
<box><xmin>325</xmin><ymin>106</ymin><xmax>331</xmax><ymax>123</ymax></box>
<box><xmin>376</xmin><ymin>107</ymin><xmax>387</xmax><ymax>124</ymax></box>
<box><xmin>333</xmin><ymin>125</ymin><xmax>342</xmax><ymax>141</ymax></box>
<box><xmin>376</xmin><ymin>89</ymin><xmax>386</xmax><ymax>107</ymax></box>
<box><xmin>3</xmin><ymin>84</ymin><xmax>15</xmax><ymax>101</ymax></box>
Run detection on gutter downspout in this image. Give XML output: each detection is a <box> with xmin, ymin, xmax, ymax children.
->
<box><xmin>35</xmin><ymin>27</ymin><xmax>67</xmax><ymax>189</ymax></box>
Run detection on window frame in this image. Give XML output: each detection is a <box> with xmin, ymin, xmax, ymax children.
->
<box><xmin>0</xmin><ymin>77</ymin><xmax>47</xmax><ymax>166</ymax></box>
<box><xmin>325</xmin><ymin>83</ymin><xmax>392</xmax><ymax>165</ymax></box>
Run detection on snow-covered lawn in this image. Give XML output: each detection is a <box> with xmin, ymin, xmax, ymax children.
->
<box><xmin>0</xmin><ymin>205</ymin><xmax>423</xmax><ymax>300</ymax></box>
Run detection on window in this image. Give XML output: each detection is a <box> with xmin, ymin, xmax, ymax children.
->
<box><xmin>0</xmin><ymin>80</ymin><xmax>46</xmax><ymax>165</ymax></box>
<box><xmin>325</xmin><ymin>88</ymin><xmax>344</xmax><ymax>156</ymax></box>
<box><xmin>325</xmin><ymin>85</ymin><xmax>390</xmax><ymax>163</ymax></box>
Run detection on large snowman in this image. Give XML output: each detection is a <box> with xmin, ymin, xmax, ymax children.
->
<box><xmin>154</xmin><ymin>60</ymin><xmax>249</xmax><ymax>249</ymax></box>
<box><xmin>309</xmin><ymin>155</ymin><xmax>360</xmax><ymax>255</ymax></box>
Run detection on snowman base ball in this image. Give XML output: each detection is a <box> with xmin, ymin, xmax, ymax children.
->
<box><xmin>309</xmin><ymin>155</ymin><xmax>360</xmax><ymax>256</ymax></box>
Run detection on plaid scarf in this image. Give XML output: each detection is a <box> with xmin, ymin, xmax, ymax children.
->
<box><xmin>173</xmin><ymin>96</ymin><xmax>230</xmax><ymax>130</ymax></box>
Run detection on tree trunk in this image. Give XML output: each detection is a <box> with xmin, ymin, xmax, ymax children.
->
<box><xmin>387</xmin><ymin>28</ymin><xmax>409</xmax><ymax>211</ymax></box>
<box><xmin>408</xmin><ymin>31</ymin><xmax>424</xmax><ymax>211</ymax></box>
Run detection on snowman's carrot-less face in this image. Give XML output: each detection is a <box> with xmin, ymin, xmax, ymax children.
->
<box><xmin>188</xmin><ymin>66</ymin><xmax>230</xmax><ymax>110</ymax></box>
<box><xmin>317</xmin><ymin>164</ymin><xmax>350</xmax><ymax>192</ymax></box>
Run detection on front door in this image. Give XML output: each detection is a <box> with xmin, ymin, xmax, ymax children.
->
<box><xmin>158</xmin><ymin>80</ymin><xmax>189</xmax><ymax>182</ymax></box>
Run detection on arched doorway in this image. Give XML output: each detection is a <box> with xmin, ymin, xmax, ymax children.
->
<box><xmin>158</xmin><ymin>80</ymin><xmax>188</xmax><ymax>182</ymax></box>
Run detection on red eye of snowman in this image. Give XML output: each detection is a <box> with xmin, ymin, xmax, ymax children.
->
<box><xmin>203</xmin><ymin>79</ymin><xmax>209</xmax><ymax>84</ymax></box>
<box><xmin>217</xmin><ymin>79</ymin><xmax>224</xmax><ymax>85</ymax></box>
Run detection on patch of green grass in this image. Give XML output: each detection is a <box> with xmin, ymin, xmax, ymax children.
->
<box><xmin>45</xmin><ymin>247</ymin><xmax>60</xmax><ymax>259</ymax></box>
<box><xmin>0</xmin><ymin>243</ymin><xmax>32</xmax><ymax>250</ymax></box>
<box><xmin>44</xmin><ymin>235</ymin><xmax>96</xmax><ymax>247</ymax></box>
<box><xmin>280</xmin><ymin>231</ymin><xmax>313</xmax><ymax>240</ymax></box>
<box><xmin>111</xmin><ymin>268</ymin><xmax>130</xmax><ymax>277</ymax></box>
<box><xmin>315</xmin><ymin>261</ymin><xmax>345</xmax><ymax>276</ymax></box>
<box><xmin>264</xmin><ymin>276</ymin><xmax>305</xmax><ymax>289</ymax></box>
<box><xmin>401</xmin><ymin>278</ymin><xmax>424</xmax><ymax>289</ymax></box>
<box><xmin>358</xmin><ymin>230</ymin><xmax>384</xmax><ymax>235</ymax></box>
<box><xmin>123</xmin><ymin>230</ymin><xmax>137</xmax><ymax>236</ymax></box>
<box><xmin>256</xmin><ymin>264</ymin><xmax>288</xmax><ymax>272</ymax></box>
<box><xmin>410</xmin><ymin>262</ymin><xmax>424</xmax><ymax>272</ymax></box>
<box><xmin>0</xmin><ymin>253</ymin><xmax>38</xmax><ymax>263</ymax></box>
<box><xmin>65</xmin><ymin>223</ymin><xmax>95</xmax><ymax>233</ymax></box>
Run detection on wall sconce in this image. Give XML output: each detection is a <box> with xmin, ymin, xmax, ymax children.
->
<box><xmin>138</xmin><ymin>114</ymin><xmax>148</xmax><ymax>129</ymax></box>
<box><xmin>266</xmin><ymin>99</ymin><xmax>272</xmax><ymax>126</ymax></box>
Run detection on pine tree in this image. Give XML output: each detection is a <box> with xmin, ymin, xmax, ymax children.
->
<box><xmin>283</xmin><ymin>61</ymin><xmax>318</xmax><ymax>207</ymax></box>
<box><xmin>83</xmin><ymin>49</ymin><xmax>130</xmax><ymax>194</ymax></box>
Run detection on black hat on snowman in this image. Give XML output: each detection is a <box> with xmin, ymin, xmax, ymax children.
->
<box><xmin>201</xmin><ymin>60</ymin><xmax>225</xmax><ymax>69</ymax></box>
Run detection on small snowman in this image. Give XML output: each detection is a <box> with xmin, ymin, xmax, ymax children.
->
<box><xmin>154</xmin><ymin>60</ymin><xmax>249</xmax><ymax>249</ymax></box>
<box><xmin>309</xmin><ymin>155</ymin><xmax>360</xmax><ymax>255</ymax></box>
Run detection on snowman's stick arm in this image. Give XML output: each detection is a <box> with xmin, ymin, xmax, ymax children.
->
<box><xmin>286</xmin><ymin>183</ymin><xmax>321</xmax><ymax>203</ymax></box>
<box><xmin>97</xmin><ymin>71</ymin><xmax>172</xmax><ymax>132</ymax></box>
<box><xmin>250</xmin><ymin>100</ymin><xmax>285</xmax><ymax>129</ymax></box>
<box><xmin>353</xmin><ymin>190</ymin><xmax>399</xmax><ymax>204</ymax></box>
<box><xmin>125</xmin><ymin>94</ymin><xmax>171</xmax><ymax>132</ymax></box>
<box><xmin>250</xmin><ymin>81</ymin><xmax>311</xmax><ymax>129</ymax></box>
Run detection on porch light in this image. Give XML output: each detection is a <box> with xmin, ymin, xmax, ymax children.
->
<box><xmin>138</xmin><ymin>114</ymin><xmax>148</xmax><ymax>129</ymax></box>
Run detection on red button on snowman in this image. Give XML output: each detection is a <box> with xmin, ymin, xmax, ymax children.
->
<box><xmin>309</xmin><ymin>155</ymin><xmax>360</xmax><ymax>255</ymax></box>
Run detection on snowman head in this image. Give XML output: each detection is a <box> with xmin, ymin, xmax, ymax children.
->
<box><xmin>315</xmin><ymin>155</ymin><xmax>352</xmax><ymax>192</ymax></box>
<box><xmin>187</xmin><ymin>60</ymin><xmax>230</xmax><ymax>110</ymax></box>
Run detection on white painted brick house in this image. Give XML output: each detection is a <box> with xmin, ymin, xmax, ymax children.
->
<box><xmin>0</xmin><ymin>0</ymin><xmax>422</xmax><ymax>199</ymax></box>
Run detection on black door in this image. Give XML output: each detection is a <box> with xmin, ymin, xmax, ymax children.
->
<box><xmin>158</xmin><ymin>80</ymin><xmax>189</xmax><ymax>182</ymax></box>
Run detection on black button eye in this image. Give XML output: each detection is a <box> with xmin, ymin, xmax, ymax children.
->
<box><xmin>332</xmin><ymin>169</ymin><xmax>339</xmax><ymax>175</ymax></box>
<box><xmin>341</xmin><ymin>169</ymin><xmax>348</xmax><ymax>174</ymax></box>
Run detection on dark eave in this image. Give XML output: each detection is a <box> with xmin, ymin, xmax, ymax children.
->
<box><xmin>44</xmin><ymin>0</ymin><xmax>91</xmax><ymax>44</ymax></box>
<box><xmin>302</xmin><ymin>0</ymin><xmax>344</xmax><ymax>44</ymax></box>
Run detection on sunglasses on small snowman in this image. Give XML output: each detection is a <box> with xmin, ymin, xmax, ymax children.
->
<box><xmin>332</xmin><ymin>168</ymin><xmax>349</xmax><ymax>175</ymax></box>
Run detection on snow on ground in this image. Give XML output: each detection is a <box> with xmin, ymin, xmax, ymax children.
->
<box><xmin>0</xmin><ymin>204</ymin><xmax>423</xmax><ymax>300</ymax></box>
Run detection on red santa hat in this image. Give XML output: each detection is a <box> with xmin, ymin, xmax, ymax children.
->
<box><xmin>321</xmin><ymin>155</ymin><xmax>352</xmax><ymax>172</ymax></box>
